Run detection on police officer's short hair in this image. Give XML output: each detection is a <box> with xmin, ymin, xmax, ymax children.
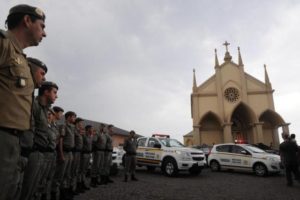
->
<box><xmin>75</xmin><ymin>117</ymin><xmax>84</xmax><ymax>124</ymax></box>
<box><xmin>53</xmin><ymin>106</ymin><xmax>64</xmax><ymax>113</ymax></box>
<box><xmin>6</xmin><ymin>4</ymin><xmax>45</xmax><ymax>29</ymax></box>
<box><xmin>107</xmin><ymin>124</ymin><xmax>114</xmax><ymax>129</ymax></box>
<box><xmin>38</xmin><ymin>81</ymin><xmax>58</xmax><ymax>96</ymax></box>
<box><xmin>27</xmin><ymin>57</ymin><xmax>47</xmax><ymax>73</ymax></box>
<box><xmin>65</xmin><ymin>111</ymin><xmax>76</xmax><ymax>119</ymax></box>
<box><xmin>85</xmin><ymin>125</ymin><xmax>93</xmax><ymax>131</ymax></box>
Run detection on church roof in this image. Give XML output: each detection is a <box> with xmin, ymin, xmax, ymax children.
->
<box><xmin>184</xmin><ymin>130</ymin><xmax>193</xmax><ymax>137</ymax></box>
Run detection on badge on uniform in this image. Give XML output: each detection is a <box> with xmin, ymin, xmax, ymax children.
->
<box><xmin>18</xmin><ymin>78</ymin><xmax>26</xmax><ymax>87</ymax></box>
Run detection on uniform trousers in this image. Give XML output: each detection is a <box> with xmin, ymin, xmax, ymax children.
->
<box><xmin>39</xmin><ymin>152</ymin><xmax>56</xmax><ymax>200</ymax></box>
<box><xmin>20</xmin><ymin>151</ymin><xmax>45</xmax><ymax>200</ymax></box>
<box><xmin>103</xmin><ymin>152</ymin><xmax>112</xmax><ymax>176</ymax></box>
<box><xmin>285</xmin><ymin>162</ymin><xmax>300</xmax><ymax>185</ymax></box>
<box><xmin>80</xmin><ymin>153</ymin><xmax>91</xmax><ymax>186</ymax></box>
<box><xmin>0</xmin><ymin>130</ymin><xmax>21</xmax><ymax>200</ymax></box>
<box><xmin>71</xmin><ymin>152</ymin><xmax>81</xmax><ymax>189</ymax></box>
<box><xmin>51</xmin><ymin>151</ymin><xmax>73</xmax><ymax>194</ymax></box>
<box><xmin>124</xmin><ymin>154</ymin><xmax>137</xmax><ymax>176</ymax></box>
<box><xmin>91</xmin><ymin>151</ymin><xmax>104</xmax><ymax>178</ymax></box>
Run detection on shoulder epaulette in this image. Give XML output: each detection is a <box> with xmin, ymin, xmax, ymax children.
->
<box><xmin>0</xmin><ymin>29</ymin><xmax>8</xmax><ymax>38</ymax></box>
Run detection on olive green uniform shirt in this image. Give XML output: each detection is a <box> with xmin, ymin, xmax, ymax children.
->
<box><xmin>63</xmin><ymin>123</ymin><xmax>75</xmax><ymax>150</ymax></box>
<box><xmin>0</xmin><ymin>30</ymin><xmax>34</xmax><ymax>130</ymax></box>
<box><xmin>105</xmin><ymin>133</ymin><xmax>113</xmax><ymax>151</ymax></box>
<box><xmin>74</xmin><ymin>128</ymin><xmax>83</xmax><ymax>151</ymax></box>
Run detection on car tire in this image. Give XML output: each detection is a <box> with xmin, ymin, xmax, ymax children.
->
<box><xmin>253</xmin><ymin>163</ymin><xmax>268</xmax><ymax>177</ymax></box>
<box><xmin>210</xmin><ymin>160</ymin><xmax>220</xmax><ymax>172</ymax></box>
<box><xmin>147</xmin><ymin>166</ymin><xmax>156</xmax><ymax>172</ymax></box>
<box><xmin>162</xmin><ymin>158</ymin><xmax>178</xmax><ymax>177</ymax></box>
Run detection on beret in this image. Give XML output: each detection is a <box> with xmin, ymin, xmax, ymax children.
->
<box><xmin>75</xmin><ymin>117</ymin><xmax>84</xmax><ymax>124</ymax></box>
<box><xmin>53</xmin><ymin>106</ymin><xmax>64</xmax><ymax>113</ymax></box>
<box><xmin>27</xmin><ymin>57</ymin><xmax>48</xmax><ymax>73</ymax></box>
<box><xmin>8</xmin><ymin>4</ymin><xmax>45</xmax><ymax>21</ymax></box>
<box><xmin>41</xmin><ymin>81</ymin><xmax>58</xmax><ymax>90</ymax></box>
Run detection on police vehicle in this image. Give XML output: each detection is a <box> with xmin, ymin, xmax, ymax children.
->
<box><xmin>136</xmin><ymin>134</ymin><xmax>206</xmax><ymax>176</ymax></box>
<box><xmin>208</xmin><ymin>143</ymin><xmax>281</xmax><ymax>176</ymax></box>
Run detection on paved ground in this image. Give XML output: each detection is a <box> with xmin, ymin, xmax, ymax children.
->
<box><xmin>75</xmin><ymin>167</ymin><xmax>300</xmax><ymax>200</ymax></box>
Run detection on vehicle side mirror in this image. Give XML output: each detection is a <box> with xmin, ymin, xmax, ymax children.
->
<box><xmin>154</xmin><ymin>143</ymin><xmax>161</xmax><ymax>148</ymax></box>
<box><xmin>241</xmin><ymin>150</ymin><xmax>247</xmax><ymax>154</ymax></box>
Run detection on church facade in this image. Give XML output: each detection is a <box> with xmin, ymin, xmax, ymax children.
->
<box><xmin>184</xmin><ymin>42</ymin><xmax>289</xmax><ymax>149</ymax></box>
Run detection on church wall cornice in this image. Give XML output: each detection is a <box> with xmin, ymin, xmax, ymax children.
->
<box><xmin>247</xmin><ymin>90</ymin><xmax>274</xmax><ymax>95</ymax></box>
<box><xmin>192</xmin><ymin>93</ymin><xmax>217</xmax><ymax>97</ymax></box>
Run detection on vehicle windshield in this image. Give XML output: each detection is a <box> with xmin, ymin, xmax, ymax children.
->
<box><xmin>244</xmin><ymin>145</ymin><xmax>266</xmax><ymax>153</ymax></box>
<box><xmin>159</xmin><ymin>138</ymin><xmax>185</xmax><ymax>147</ymax></box>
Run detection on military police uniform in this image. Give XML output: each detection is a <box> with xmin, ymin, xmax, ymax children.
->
<box><xmin>91</xmin><ymin>128</ymin><xmax>107</xmax><ymax>186</ymax></box>
<box><xmin>71</xmin><ymin>120</ymin><xmax>84</xmax><ymax>193</ymax></box>
<box><xmin>0</xmin><ymin>4</ymin><xmax>45</xmax><ymax>200</ymax></box>
<box><xmin>80</xmin><ymin>129</ymin><xmax>93</xmax><ymax>188</ymax></box>
<box><xmin>123</xmin><ymin>133</ymin><xmax>138</xmax><ymax>181</ymax></box>
<box><xmin>20</xmin><ymin>96</ymin><xmax>49</xmax><ymax>200</ymax></box>
<box><xmin>103</xmin><ymin>130</ymin><xmax>114</xmax><ymax>183</ymax></box>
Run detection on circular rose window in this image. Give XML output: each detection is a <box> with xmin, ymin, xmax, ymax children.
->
<box><xmin>224</xmin><ymin>87</ymin><xmax>240</xmax><ymax>102</ymax></box>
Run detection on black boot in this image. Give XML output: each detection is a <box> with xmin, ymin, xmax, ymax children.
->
<box><xmin>90</xmin><ymin>177</ymin><xmax>97</xmax><ymax>188</ymax></box>
<box><xmin>60</xmin><ymin>188</ymin><xmax>73</xmax><ymax>200</ymax></box>
<box><xmin>70</xmin><ymin>187</ymin><xmax>79</xmax><ymax>196</ymax></box>
<box><xmin>75</xmin><ymin>182</ymin><xmax>85</xmax><ymax>193</ymax></box>
<box><xmin>107</xmin><ymin>176</ymin><xmax>114</xmax><ymax>183</ymax></box>
<box><xmin>124</xmin><ymin>175</ymin><xmax>128</xmax><ymax>182</ymax></box>
<box><xmin>50</xmin><ymin>192</ymin><xmax>57</xmax><ymax>200</ymax></box>
<box><xmin>99</xmin><ymin>175</ymin><xmax>106</xmax><ymax>185</ymax></box>
<box><xmin>82</xmin><ymin>181</ymin><xmax>90</xmax><ymax>190</ymax></box>
<box><xmin>131</xmin><ymin>174</ymin><xmax>138</xmax><ymax>181</ymax></box>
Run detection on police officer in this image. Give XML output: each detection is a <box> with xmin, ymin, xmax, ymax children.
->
<box><xmin>80</xmin><ymin>125</ymin><xmax>94</xmax><ymax>190</ymax></box>
<box><xmin>20</xmin><ymin>81</ymin><xmax>58</xmax><ymax>200</ymax></box>
<box><xmin>14</xmin><ymin>57</ymin><xmax>47</xmax><ymax>200</ymax></box>
<box><xmin>103</xmin><ymin>124</ymin><xmax>114</xmax><ymax>184</ymax></box>
<box><xmin>0</xmin><ymin>4</ymin><xmax>46</xmax><ymax>200</ymax></box>
<box><xmin>123</xmin><ymin>130</ymin><xmax>138</xmax><ymax>182</ymax></box>
<box><xmin>91</xmin><ymin>123</ymin><xmax>106</xmax><ymax>187</ymax></box>
<box><xmin>50</xmin><ymin>106</ymin><xmax>65</xmax><ymax>200</ymax></box>
<box><xmin>280</xmin><ymin>133</ymin><xmax>300</xmax><ymax>187</ymax></box>
<box><xmin>59</xmin><ymin>111</ymin><xmax>76</xmax><ymax>200</ymax></box>
<box><xmin>71</xmin><ymin>118</ymin><xmax>84</xmax><ymax>194</ymax></box>
<box><xmin>41</xmin><ymin>108</ymin><xmax>58</xmax><ymax>200</ymax></box>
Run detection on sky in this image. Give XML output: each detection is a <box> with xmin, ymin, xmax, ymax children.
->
<box><xmin>1</xmin><ymin>0</ymin><xmax>300</xmax><ymax>143</ymax></box>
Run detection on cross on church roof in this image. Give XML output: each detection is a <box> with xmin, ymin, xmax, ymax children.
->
<box><xmin>223</xmin><ymin>41</ymin><xmax>230</xmax><ymax>52</ymax></box>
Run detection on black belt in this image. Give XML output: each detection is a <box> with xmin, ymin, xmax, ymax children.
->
<box><xmin>33</xmin><ymin>144</ymin><xmax>55</xmax><ymax>153</ymax></box>
<box><xmin>82</xmin><ymin>151</ymin><xmax>92</xmax><ymax>154</ymax></box>
<box><xmin>0</xmin><ymin>126</ymin><xmax>23</xmax><ymax>136</ymax></box>
<box><xmin>105</xmin><ymin>149</ymin><xmax>113</xmax><ymax>152</ymax></box>
<box><xmin>63</xmin><ymin>147</ymin><xmax>74</xmax><ymax>152</ymax></box>
<box><xmin>73</xmin><ymin>149</ymin><xmax>82</xmax><ymax>153</ymax></box>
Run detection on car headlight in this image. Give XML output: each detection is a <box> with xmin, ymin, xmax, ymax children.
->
<box><xmin>175</xmin><ymin>150</ymin><xmax>191</xmax><ymax>157</ymax></box>
<box><xmin>267</xmin><ymin>157</ymin><xmax>277</xmax><ymax>162</ymax></box>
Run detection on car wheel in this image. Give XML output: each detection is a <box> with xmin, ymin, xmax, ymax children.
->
<box><xmin>210</xmin><ymin>160</ymin><xmax>220</xmax><ymax>172</ymax></box>
<box><xmin>162</xmin><ymin>158</ymin><xmax>178</xmax><ymax>177</ymax></box>
<box><xmin>254</xmin><ymin>163</ymin><xmax>268</xmax><ymax>176</ymax></box>
<box><xmin>147</xmin><ymin>166</ymin><xmax>156</xmax><ymax>172</ymax></box>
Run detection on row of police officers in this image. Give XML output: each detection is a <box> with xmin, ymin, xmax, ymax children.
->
<box><xmin>0</xmin><ymin>4</ymin><xmax>123</xmax><ymax>200</ymax></box>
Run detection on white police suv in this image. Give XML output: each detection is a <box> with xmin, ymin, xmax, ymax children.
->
<box><xmin>208</xmin><ymin>143</ymin><xmax>281</xmax><ymax>176</ymax></box>
<box><xmin>136</xmin><ymin>134</ymin><xmax>206</xmax><ymax>176</ymax></box>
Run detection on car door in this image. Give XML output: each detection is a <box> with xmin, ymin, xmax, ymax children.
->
<box><xmin>230</xmin><ymin>145</ymin><xmax>251</xmax><ymax>169</ymax></box>
<box><xmin>136</xmin><ymin>137</ymin><xmax>147</xmax><ymax>163</ymax></box>
<box><xmin>215</xmin><ymin>145</ymin><xmax>233</xmax><ymax>168</ymax></box>
<box><xmin>144</xmin><ymin>138</ymin><xmax>161</xmax><ymax>165</ymax></box>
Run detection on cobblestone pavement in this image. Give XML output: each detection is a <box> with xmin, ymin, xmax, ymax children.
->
<box><xmin>75</xmin><ymin>168</ymin><xmax>300</xmax><ymax>200</ymax></box>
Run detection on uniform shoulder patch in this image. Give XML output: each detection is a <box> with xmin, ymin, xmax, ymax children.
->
<box><xmin>0</xmin><ymin>29</ymin><xmax>8</xmax><ymax>38</ymax></box>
